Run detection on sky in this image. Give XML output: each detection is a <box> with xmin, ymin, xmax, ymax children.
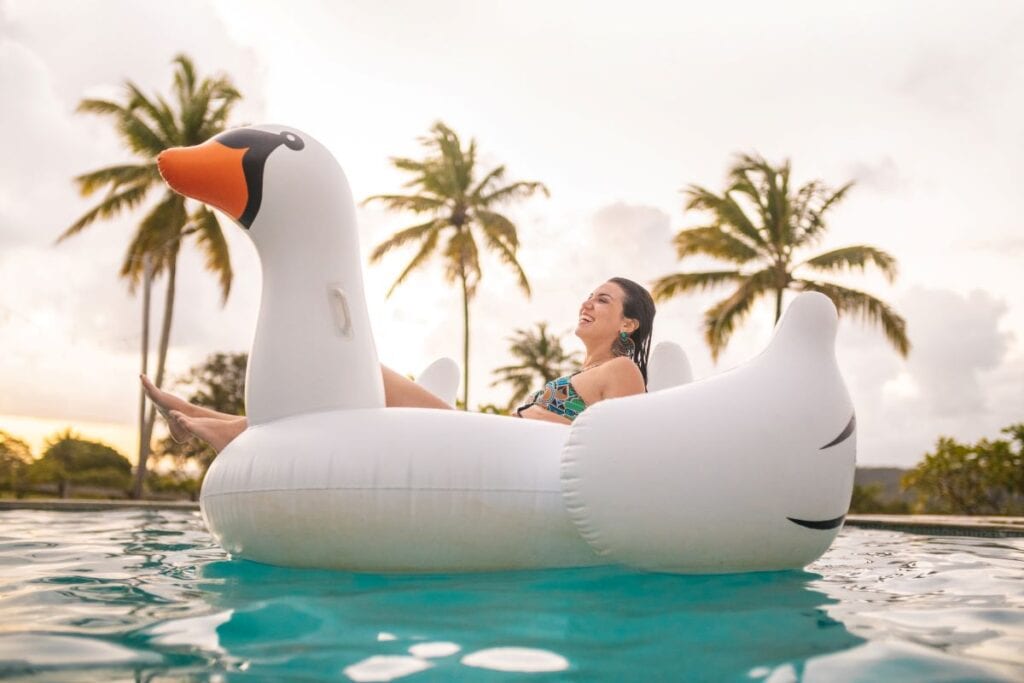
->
<box><xmin>1</xmin><ymin>0</ymin><xmax>1022</xmax><ymax>467</ymax></box>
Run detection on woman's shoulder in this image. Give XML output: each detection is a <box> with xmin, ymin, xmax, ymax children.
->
<box><xmin>594</xmin><ymin>357</ymin><xmax>645</xmax><ymax>398</ymax></box>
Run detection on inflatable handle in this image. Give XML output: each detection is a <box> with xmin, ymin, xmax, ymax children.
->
<box><xmin>328</xmin><ymin>286</ymin><xmax>353</xmax><ymax>338</ymax></box>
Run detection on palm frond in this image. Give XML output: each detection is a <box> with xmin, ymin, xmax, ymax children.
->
<box><xmin>389</xmin><ymin>157</ymin><xmax>430</xmax><ymax>176</ymax></box>
<box><xmin>116</xmin><ymin>108</ymin><xmax>170</xmax><ymax>157</ymax></box>
<box><xmin>385</xmin><ymin>228</ymin><xmax>441</xmax><ymax>298</ymax></box>
<box><xmin>475</xmin><ymin>210</ymin><xmax>519</xmax><ymax>248</ymax></box>
<box><xmin>76</xmin><ymin>98</ymin><xmax>125</xmax><ymax>117</ymax></box>
<box><xmin>361</xmin><ymin>193</ymin><xmax>445</xmax><ymax>213</ymax></box>
<box><xmin>369</xmin><ymin>219</ymin><xmax>442</xmax><ymax>263</ymax></box>
<box><xmin>422</xmin><ymin>121</ymin><xmax>468</xmax><ymax>198</ymax></box>
<box><xmin>650</xmin><ymin>270</ymin><xmax>744</xmax><ymax>301</ymax></box>
<box><xmin>684</xmin><ymin>185</ymin><xmax>767</xmax><ymax>249</ymax></box>
<box><xmin>671</xmin><ymin>226</ymin><xmax>761</xmax><ymax>263</ymax></box>
<box><xmin>172</xmin><ymin>54</ymin><xmax>198</xmax><ymax>105</ymax></box>
<box><xmin>726</xmin><ymin>170</ymin><xmax>772</xmax><ymax>237</ymax></box>
<box><xmin>182</xmin><ymin>76</ymin><xmax>237</xmax><ymax>142</ymax></box>
<box><xmin>125</xmin><ymin>82</ymin><xmax>179</xmax><ymax>143</ymax></box>
<box><xmin>58</xmin><ymin>182</ymin><xmax>151</xmax><ymax>242</ymax></box>
<box><xmin>117</xmin><ymin>193</ymin><xmax>186</xmax><ymax>287</ymax></box>
<box><xmin>479</xmin><ymin>214</ymin><xmax>530</xmax><ymax>296</ymax></box>
<box><xmin>795</xmin><ymin>279</ymin><xmax>910</xmax><ymax>356</ymax></box>
<box><xmin>732</xmin><ymin>153</ymin><xmax>788</xmax><ymax>247</ymax></box>
<box><xmin>703</xmin><ymin>267</ymin><xmax>777</xmax><ymax>360</ymax></box>
<box><xmin>180</xmin><ymin>83</ymin><xmax>211</xmax><ymax>140</ymax></box>
<box><xmin>479</xmin><ymin>180</ymin><xmax>550</xmax><ymax>205</ymax></box>
<box><xmin>797</xmin><ymin>245</ymin><xmax>898</xmax><ymax>282</ymax></box>
<box><xmin>793</xmin><ymin>181</ymin><xmax>854</xmax><ymax>246</ymax></box>
<box><xmin>198</xmin><ymin>94</ymin><xmax>240</xmax><ymax>140</ymax></box>
<box><xmin>470</xmin><ymin>164</ymin><xmax>506</xmax><ymax>199</ymax></box>
<box><xmin>74</xmin><ymin>163</ymin><xmax>157</xmax><ymax>196</ymax></box>
<box><xmin>190</xmin><ymin>206</ymin><xmax>233</xmax><ymax>303</ymax></box>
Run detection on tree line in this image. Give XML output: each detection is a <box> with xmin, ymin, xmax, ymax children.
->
<box><xmin>50</xmin><ymin>54</ymin><xmax>913</xmax><ymax>498</ymax></box>
<box><xmin>0</xmin><ymin>429</ymin><xmax>197</xmax><ymax>500</ymax></box>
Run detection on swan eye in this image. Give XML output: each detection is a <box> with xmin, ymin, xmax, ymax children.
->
<box><xmin>820</xmin><ymin>414</ymin><xmax>855</xmax><ymax>450</ymax></box>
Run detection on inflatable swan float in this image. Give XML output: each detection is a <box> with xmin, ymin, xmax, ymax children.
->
<box><xmin>157</xmin><ymin>125</ymin><xmax>856</xmax><ymax>574</ymax></box>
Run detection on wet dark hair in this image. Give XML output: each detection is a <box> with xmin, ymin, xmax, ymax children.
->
<box><xmin>608</xmin><ymin>277</ymin><xmax>656</xmax><ymax>386</ymax></box>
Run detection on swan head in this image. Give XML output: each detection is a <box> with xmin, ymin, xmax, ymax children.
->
<box><xmin>157</xmin><ymin>124</ymin><xmax>355</xmax><ymax>250</ymax></box>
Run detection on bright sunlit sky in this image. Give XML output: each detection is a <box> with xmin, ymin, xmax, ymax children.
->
<box><xmin>1</xmin><ymin>0</ymin><xmax>1022</xmax><ymax>466</ymax></box>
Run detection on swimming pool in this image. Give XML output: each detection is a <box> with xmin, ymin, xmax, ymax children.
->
<box><xmin>0</xmin><ymin>509</ymin><xmax>1021</xmax><ymax>681</ymax></box>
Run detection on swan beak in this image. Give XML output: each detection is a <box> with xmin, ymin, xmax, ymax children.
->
<box><xmin>157</xmin><ymin>140</ymin><xmax>248</xmax><ymax>224</ymax></box>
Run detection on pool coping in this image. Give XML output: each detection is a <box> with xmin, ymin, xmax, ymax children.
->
<box><xmin>2</xmin><ymin>500</ymin><xmax>1023</xmax><ymax>538</ymax></box>
<box><xmin>843</xmin><ymin>514</ymin><xmax>1024</xmax><ymax>538</ymax></box>
<box><xmin>0</xmin><ymin>499</ymin><xmax>200</xmax><ymax>512</ymax></box>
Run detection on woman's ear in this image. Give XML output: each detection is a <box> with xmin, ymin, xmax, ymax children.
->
<box><xmin>623</xmin><ymin>318</ymin><xmax>639</xmax><ymax>334</ymax></box>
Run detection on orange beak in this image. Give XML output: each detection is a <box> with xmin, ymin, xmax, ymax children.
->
<box><xmin>157</xmin><ymin>140</ymin><xmax>249</xmax><ymax>222</ymax></box>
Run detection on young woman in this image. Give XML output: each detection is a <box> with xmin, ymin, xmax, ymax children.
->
<box><xmin>142</xmin><ymin>277</ymin><xmax>655</xmax><ymax>452</ymax></box>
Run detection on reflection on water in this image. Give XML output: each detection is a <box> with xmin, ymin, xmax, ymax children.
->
<box><xmin>193</xmin><ymin>559</ymin><xmax>864</xmax><ymax>680</ymax></box>
<box><xmin>0</xmin><ymin>509</ymin><xmax>1021</xmax><ymax>681</ymax></box>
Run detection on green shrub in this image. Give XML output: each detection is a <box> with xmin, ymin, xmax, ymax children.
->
<box><xmin>902</xmin><ymin>424</ymin><xmax>1024</xmax><ymax>515</ymax></box>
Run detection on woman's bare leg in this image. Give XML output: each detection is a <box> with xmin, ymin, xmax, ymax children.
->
<box><xmin>381</xmin><ymin>365</ymin><xmax>453</xmax><ymax>409</ymax></box>
<box><xmin>167</xmin><ymin>411</ymin><xmax>247</xmax><ymax>453</ymax></box>
<box><xmin>140</xmin><ymin>374</ymin><xmax>237</xmax><ymax>422</ymax></box>
<box><xmin>142</xmin><ymin>363</ymin><xmax>452</xmax><ymax>453</ymax></box>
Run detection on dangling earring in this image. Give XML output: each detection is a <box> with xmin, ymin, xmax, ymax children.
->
<box><xmin>613</xmin><ymin>331</ymin><xmax>635</xmax><ymax>358</ymax></box>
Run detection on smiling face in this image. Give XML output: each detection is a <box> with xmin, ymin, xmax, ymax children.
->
<box><xmin>575</xmin><ymin>281</ymin><xmax>638</xmax><ymax>349</ymax></box>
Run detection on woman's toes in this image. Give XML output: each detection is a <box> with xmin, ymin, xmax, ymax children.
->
<box><xmin>168</xmin><ymin>410</ymin><xmax>191</xmax><ymax>433</ymax></box>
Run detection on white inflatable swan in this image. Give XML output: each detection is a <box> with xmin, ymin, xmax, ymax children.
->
<box><xmin>414</xmin><ymin>357</ymin><xmax>460</xmax><ymax>407</ymax></box>
<box><xmin>157</xmin><ymin>125</ymin><xmax>856</xmax><ymax>574</ymax></box>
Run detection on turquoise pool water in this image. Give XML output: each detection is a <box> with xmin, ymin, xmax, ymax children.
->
<box><xmin>0</xmin><ymin>510</ymin><xmax>1021</xmax><ymax>681</ymax></box>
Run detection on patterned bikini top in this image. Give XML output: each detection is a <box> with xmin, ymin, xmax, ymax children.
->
<box><xmin>516</xmin><ymin>372</ymin><xmax>588</xmax><ymax>421</ymax></box>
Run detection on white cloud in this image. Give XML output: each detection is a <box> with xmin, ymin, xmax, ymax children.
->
<box><xmin>901</xmin><ymin>287</ymin><xmax>1012</xmax><ymax>416</ymax></box>
<box><xmin>836</xmin><ymin>287</ymin><xmax>1022</xmax><ymax>466</ymax></box>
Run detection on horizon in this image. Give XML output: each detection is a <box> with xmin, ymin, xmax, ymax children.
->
<box><xmin>2</xmin><ymin>0</ymin><xmax>1022</xmax><ymax>467</ymax></box>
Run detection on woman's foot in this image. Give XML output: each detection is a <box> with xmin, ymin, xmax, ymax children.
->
<box><xmin>168</xmin><ymin>412</ymin><xmax>248</xmax><ymax>453</ymax></box>
<box><xmin>140</xmin><ymin>374</ymin><xmax>193</xmax><ymax>443</ymax></box>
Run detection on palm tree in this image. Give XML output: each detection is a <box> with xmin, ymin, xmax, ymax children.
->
<box><xmin>652</xmin><ymin>153</ymin><xmax>910</xmax><ymax>361</ymax></box>
<box><xmin>57</xmin><ymin>54</ymin><xmax>241</xmax><ymax>498</ymax></box>
<box><xmin>365</xmin><ymin>121</ymin><xmax>549</xmax><ymax>407</ymax></box>
<box><xmin>491</xmin><ymin>322</ymin><xmax>582</xmax><ymax>409</ymax></box>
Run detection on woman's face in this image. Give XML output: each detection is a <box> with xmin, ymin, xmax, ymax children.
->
<box><xmin>575</xmin><ymin>281</ymin><xmax>637</xmax><ymax>345</ymax></box>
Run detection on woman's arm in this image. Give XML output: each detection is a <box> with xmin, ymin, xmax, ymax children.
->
<box><xmin>516</xmin><ymin>404</ymin><xmax>572</xmax><ymax>425</ymax></box>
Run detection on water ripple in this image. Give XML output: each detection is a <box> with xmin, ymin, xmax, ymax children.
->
<box><xmin>0</xmin><ymin>510</ymin><xmax>1021</xmax><ymax>681</ymax></box>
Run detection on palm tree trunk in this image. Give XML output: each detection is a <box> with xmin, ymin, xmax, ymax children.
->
<box><xmin>132</xmin><ymin>250</ymin><xmax>178</xmax><ymax>498</ymax></box>
<box><xmin>774</xmin><ymin>287</ymin><xmax>783</xmax><ymax>323</ymax></box>
<box><xmin>133</xmin><ymin>256</ymin><xmax>153</xmax><ymax>499</ymax></box>
<box><xmin>460</xmin><ymin>263</ymin><xmax>470</xmax><ymax>409</ymax></box>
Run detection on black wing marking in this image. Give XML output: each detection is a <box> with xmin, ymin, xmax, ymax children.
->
<box><xmin>820</xmin><ymin>413</ymin><xmax>856</xmax><ymax>450</ymax></box>
<box><xmin>787</xmin><ymin>515</ymin><xmax>846</xmax><ymax>530</ymax></box>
